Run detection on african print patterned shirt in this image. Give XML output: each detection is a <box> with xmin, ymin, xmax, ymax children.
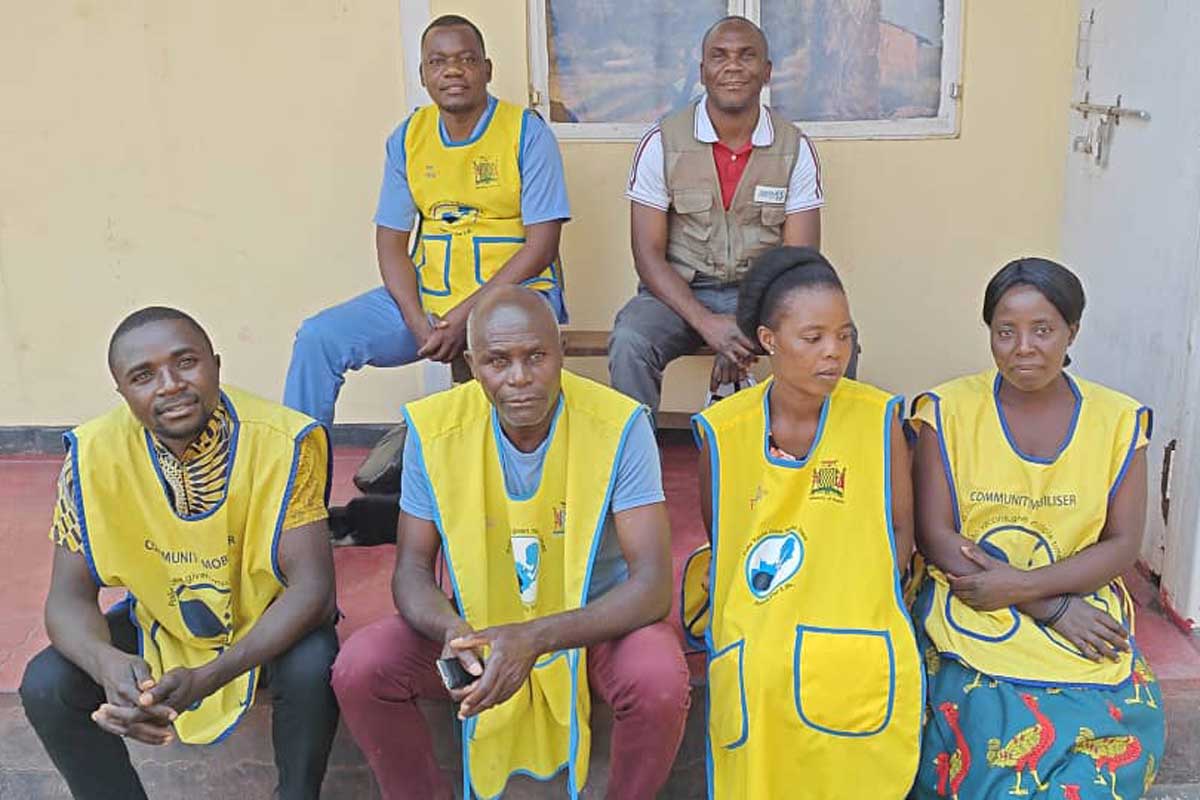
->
<box><xmin>51</xmin><ymin>398</ymin><xmax>328</xmax><ymax>551</ymax></box>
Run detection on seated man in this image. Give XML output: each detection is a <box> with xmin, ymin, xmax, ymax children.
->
<box><xmin>332</xmin><ymin>286</ymin><xmax>690</xmax><ymax>800</ymax></box>
<box><xmin>20</xmin><ymin>307</ymin><xmax>339</xmax><ymax>800</ymax></box>
<box><xmin>283</xmin><ymin>13</ymin><xmax>570</xmax><ymax>430</ymax></box>
<box><xmin>609</xmin><ymin>16</ymin><xmax>829</xmax><ymax>419</ymax></box>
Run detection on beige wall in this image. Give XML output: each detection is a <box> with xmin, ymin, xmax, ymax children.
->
<box><xmin>0</xmin><ymin>1</ymin><xmax>1077</xmax><ymax>426</ymax></box>
<box><xmin>0</xmin><ymin>1</ymin><xmax>417</xmax><ymax>425</ymax></box>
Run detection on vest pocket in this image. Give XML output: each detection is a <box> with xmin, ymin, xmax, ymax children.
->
<box><xmin>708</xmin><ymin>640</ymin><xmax>748</xmax><ymax>749</ymax></box>
<box><xmin>415</xmin><ymin>234</ymin><xmax>453</xmax><ymax>296</ymax></box>
<box><xmin>671</xmin><ymin>189</ymin><xmax>714</xmax><ymax>233</ymax></box>
<box><xmin>793</xmin><ymin>625</ymin><xmax>895</xmax><ymax>737</ymax></box>
<box><xmin>534</xmin><ymin>650</ymin><xmax>576</xmax><ymax>729</ymax></box>
<box><xmin>473</xmin><ymin>235</ymin><xmax>526</xmax><ymax>286</ymax></box>
<box><xmin>760</xmin><ymin>206</ymin><xmax>787</xmax><ymax>227</ymax></box>
<box><xmin>942</xmin><ymin>584</ymin><xmax>1021</xmax><ymax>643</ymax></box>
<box><xmin>470</xmin><ymin>649</ymin><xmax>576</xmax><ymax>741</ymax></box>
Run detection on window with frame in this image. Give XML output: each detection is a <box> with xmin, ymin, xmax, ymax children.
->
<box><xmin>526</xmin><ymin>0</ymin><xmax>962</xmax><ymax>140</ymax></box>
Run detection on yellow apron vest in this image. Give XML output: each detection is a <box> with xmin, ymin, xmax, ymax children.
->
<box><xmin>405</xmin><ymin>99</ymin><xmax>559</xmax><ymax>317</ymax></box>
<box><xmin>913</xmin><ymin>369</ymin><xmax>1151</xmax><ymax>687</ymax></box>
<box><xmin>403</xmin><ymin>371</ymin><xmax>642</xmax><ymax>799</ymax></box>
<box><xmin>691</xmin><ymin>378</ymin><xmax>923</xmax><ymax>800</ymax></box>
<box><xmin>67</xmin><ymin>386</ymin><xmax>320</xmax><ymax>744</ymax></box>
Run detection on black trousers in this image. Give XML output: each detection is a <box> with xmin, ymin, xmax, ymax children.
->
<box><xmin>19</xmin><ymin>606</ymin><xmax>340</xmax><ymax>800</ymax></box>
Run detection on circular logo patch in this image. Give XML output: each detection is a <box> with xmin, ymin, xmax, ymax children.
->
<box><xmin>744</xmin><ymin>531</ymin><xmax>804</xmax><ymax>599</ymax></box>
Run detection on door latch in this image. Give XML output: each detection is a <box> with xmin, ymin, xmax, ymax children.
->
<box><xmin>1070</xmin><ymin>93</ymin><xmax>1151</xmax><ymax>167</ymax></box>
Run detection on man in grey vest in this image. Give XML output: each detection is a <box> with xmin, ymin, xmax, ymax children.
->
<box><xmin>609</xmin><ymin>16</ymin><xmax>829</xmax><ymax>419</ymax></box>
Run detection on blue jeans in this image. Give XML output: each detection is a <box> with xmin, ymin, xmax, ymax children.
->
<box><xmin>283</xmin><ymin>286</ymin><xmax>566</xmax><ymax>429</ymax></box>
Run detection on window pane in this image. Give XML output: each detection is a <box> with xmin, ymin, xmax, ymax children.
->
<box><xmin>545</xmin><ymin>0</ymin><xmax>728</xmax><ymax>124</ymax></box>
<box><xmin>762</xmin><ymin>0</ymin><xmax>945</xmax><ymax>122</ymax></box>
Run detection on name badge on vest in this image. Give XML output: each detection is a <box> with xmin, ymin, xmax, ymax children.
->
<box><xmin>753</xmin><ymin>185</ymin><xmax>787</xmax><ymax>204</ymax></box>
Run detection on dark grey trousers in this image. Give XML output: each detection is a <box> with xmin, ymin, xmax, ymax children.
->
<box><xmin>20</xmin><ymin>606</ymin><xmax>340</xmax><ymax>800</ymax></box>
<box><xmin>608</xmin><ymin>282</ymin><xmax>859</xmax><ymax>418</ymax></box>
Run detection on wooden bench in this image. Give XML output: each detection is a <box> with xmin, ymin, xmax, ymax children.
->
<box><xmin>561</xmin><ymin>330</ymin><xmax>717</xmax><ymax>429</ymax></box>
<box><xmin>562</xmin><ymin>329</ymin><xmax>715</xmax><ymax>357</ymax></box>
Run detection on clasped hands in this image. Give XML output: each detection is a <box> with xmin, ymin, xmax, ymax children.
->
<box><xmin>944</xmin><ymin>544</ymin><xmax>1031</xmax><ymax>611</ymax></box>
<box><xmin>441</xmin><ymin>620</ymin><xmax>541</xmax><ymax>720</ymax></box>
<box><xmin>92</xmin><ymin>651</ymin><xmax>212</xmax><ymax>745</ymax></box>
<box><xmin>418</xmin><ymin>309</ymin><xmax>468</xmax><ymax>363</ymax></box>
<box><xmin>702</xmin><ymin>314</ymin><xmax>757</xmax><ymax>391</ymax></box>
<box><xmin>947</xmin><ymin>544</ymin><xmax>1128</xmax><ymax>662</ymax></box>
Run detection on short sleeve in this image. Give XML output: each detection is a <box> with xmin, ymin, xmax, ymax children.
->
<box><xmin>625</xmin><ymin>125</ymin><xmax>669</xmax><ymax>211</ymax></box>
<box><xmin>373</xmin><ymin>118</ymin><xmax>418</xmax><ymax>232</ymax></box>
<box><xmin>282</xmin><ymin>427</ymin><xmax>330</xmax><ymax>531</ymax></box>
<box><xmin>399</xmin><ymin>425</ymin><xmax>437</xmax><ymax>521</ymax></box>
<box><xmin>518</xmin><ymin>111</ymin><xmax>571</xmax><ymax>225</ymax></box>
<box><xmin>785</xmin><ymin>134</ymin><xmax>824</xmax><ymax>214</ymax></box>
<box><xmin>610</xmin><ymin>410</ymin><xmax>665</xmax><ymax>514</ymax></box>
<box><xmin>50</xmin><ymin>456</ymin><xmax>83</xmax><ymax>552</ymax></box>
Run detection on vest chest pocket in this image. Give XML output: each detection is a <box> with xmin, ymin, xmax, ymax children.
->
<box><xmin>671</xmin><ymin>189</ymin><xmax>714</xmax><ymax>234</ymax></box>
<box><xmin>793</xmin><ymin>625</ymin><xmax>895</xmax><ymax>737</ymax></box>
<box><xmin>760</xmin><ymin>206</ymin><xmax>787</xmax><ymax>227</ymax></box>
<box><xmin>415</xmin><ymin>234</ymin><xmax>453</xmax><ymax>297</ymax></box>
<box><xmin>708</xmin><ymin>640</ymin><xmax>748</xmax><ymax>749</ymax></box>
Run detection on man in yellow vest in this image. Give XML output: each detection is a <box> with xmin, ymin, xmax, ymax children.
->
<box><xmin>331</xmin><ymin>286</ymin><xmax>690</xmax><ymax>800</ymax></box>
<box><xmin>283</xmin><ymin>14</ymin><xmax>570</xmax><ymax>431</ymax></box>
<box><xmin>610</xmin><ymin>16</ymin><xmax>844</xmax><ymax>419</ymax></box>
<box><xmin>19</xmin><ymin>307</ymin><xmax>339</xmax><ymax>800</ymax></box>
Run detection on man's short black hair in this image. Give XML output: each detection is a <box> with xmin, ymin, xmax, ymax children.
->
<box><xmin>701</xmin><ymin>15</ymin><xmax>769</xmax><ymax>60</ymax></box>
<box><xmin>421</xmin><ymin>14</ymin><xmax>486</xmax><ymax>57</ymax></box>
<box><xmin>107</xmin><ymin>306</ymin><xmax>214</xmax><ymax>371</ymax></box>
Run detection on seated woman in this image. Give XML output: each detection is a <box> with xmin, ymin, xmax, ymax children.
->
<box><xmin>685</xmin><ymin>247</ymin><xmax>923</xmax><ymax>798</ymax></box>
<box><xmin>910</xmin><ymin>258</ymin><xmax>1165</xmax><ymax>800</ymax></box>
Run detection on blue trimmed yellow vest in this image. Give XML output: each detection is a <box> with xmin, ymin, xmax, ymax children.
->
<box><xmin>403</xmin><ymin>370</ymin><xmax>641</xmax><ymax>799</ymax></box>
<box><xmin>691</xmin><ymin>378</ymin><xmax>923</xmax><ymax>799</ymax></box>
<box><xmin>66</xmin><ymin>386</ymin><xmax>319</xmax><ymax>744</ymax></box>
<box><xmin>913</xmin><ymin>369</ymin><xmax>1151</xmax><ymax>687</ymax></box>
<box><xmin>405</xmin><ymin>99</ymin><xmax>559</xmax><ymax>317</ymax></box>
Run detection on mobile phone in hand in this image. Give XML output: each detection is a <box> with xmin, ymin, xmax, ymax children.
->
<box><xmin>436</xmin><ymin>657</ymin><xmax>477</xmax><ymax>691</ymax></box>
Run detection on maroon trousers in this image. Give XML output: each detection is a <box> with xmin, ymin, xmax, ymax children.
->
<box><xmin>331</xmin><ymin>614</ymin><xmax>690</xmax><ymax>799</ymax></box>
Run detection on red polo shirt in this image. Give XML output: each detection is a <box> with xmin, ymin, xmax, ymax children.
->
<box><xmin>712</xmin><ymin>140</ymin><xmax>755</xmax><ymax>210</ymax></box>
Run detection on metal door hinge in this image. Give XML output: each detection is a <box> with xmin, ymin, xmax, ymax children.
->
<box><xmin>948</xmin><ymin>82</ymin><xmax>962</xmax><ymax>100</ymax></box>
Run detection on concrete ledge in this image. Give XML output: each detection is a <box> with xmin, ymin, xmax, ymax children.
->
<box><xmin>0</xmin><ymin>424</ymin><xmax>392</xmax><ymax>455</ymax></box>
<box><xmin>0</xmin><ymin>419</ymin><xmax>702</xmax><ymax>454</ymax></box>
<box><xmin>0</xmin><ymin>685</ymin><xmax>708</xmax><ymax>799</ymax></box>
<box><xmin>0</xmin><ymin>427</ymin><xmax>71</xmax><ymax>455</ymax></box>
<box><xmin>4</xmin><ymin>682</ymin><xmax>1199</xmax><ymax>799</ymax></box>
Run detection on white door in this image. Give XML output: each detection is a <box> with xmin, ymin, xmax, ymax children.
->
<box><xmin>1060</xmin><ymin>3</ymin><xmax>1200</xmax><ymax>626</ymax></box>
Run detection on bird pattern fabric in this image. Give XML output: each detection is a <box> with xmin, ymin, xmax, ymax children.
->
<box><xmin>913</xmin><ymin>631</ymin><xmax>1163</xmax><ymax>800</ymax></box>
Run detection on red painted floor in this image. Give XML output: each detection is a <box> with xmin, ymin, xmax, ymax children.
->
<box><xmin>1</xmin><ymin>443</ymin><xmax>1195</xmax><ymax>692</ymax></box>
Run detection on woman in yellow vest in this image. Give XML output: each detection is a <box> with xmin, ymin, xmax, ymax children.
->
<box><xmin>910</xmin><ymin>258</ymin><xmax>1165</xmax><ymax>799</ymax></box>
<box><xmin>686</xmin><ymin>246</ymin><xmax>923</xmax><ymax>799</ymax></box>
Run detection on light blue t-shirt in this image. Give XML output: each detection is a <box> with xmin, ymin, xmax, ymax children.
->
<box><xmin>375</xmin><ymin>94</ymin><xmax>572</xmax><ymax>232</ymax></box>
<box><xmin>400</xmin><ymin>398</ymin><xmax>663</xmax><ymax>602</ymax></box>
